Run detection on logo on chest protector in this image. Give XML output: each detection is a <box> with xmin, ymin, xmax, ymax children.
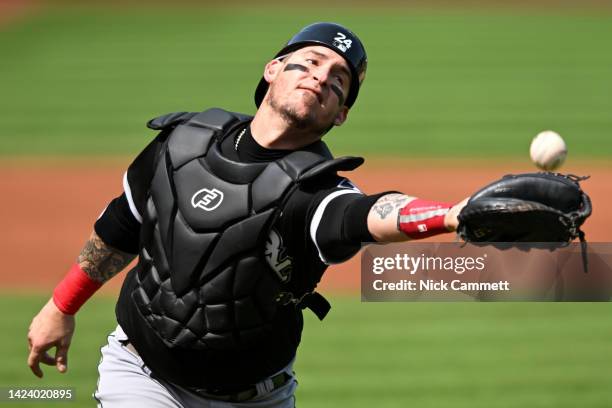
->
<box><xmin>191</xmin><ymin>188</ymin><xmax>224</xmax><ymax>211</ymax></box>
<box><xmin>265</xmin><ymin>229</ymin><xmax>292</xmax><ymax>282</ymax></box>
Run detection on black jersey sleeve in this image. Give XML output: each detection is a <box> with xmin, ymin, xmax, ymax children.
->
<box><xmin>308</xmin><ymin>185</ymin><xmax>397</xmax><ymax>264</ymax></box>
<box><xmin>94</xmin><ymin>193</ymin><xmax>140</xmax><ymax>254</ymax></box>
<box><xmin>311</xmin><ymin>190</ymin><xmax>394</xmax><ymax>263</ymax></box>
<box><xmin>280</xmin><ymin>175</ymin><xmax>395</xmax><ymax>266</ymax></box>
<box><xmin>306</xmin><ymin>185</ymin><xmax>365</xmax><ymax>264</ymax></box>
<box><xmin>94</xmin><ymin>130</ymin><xmax>169</xmax><ymax>252</ymax></box>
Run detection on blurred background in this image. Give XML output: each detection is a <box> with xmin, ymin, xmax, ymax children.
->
<box><xmin>1</xmin><ymin>1</ymin><xmax>611</xmax><ymax>407</ymax></box>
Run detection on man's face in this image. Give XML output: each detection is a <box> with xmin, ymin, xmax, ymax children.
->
<box><xmin>263</xmin><ymin>45</ymin><xmax>352</xmax><ymax>133</ymax></box>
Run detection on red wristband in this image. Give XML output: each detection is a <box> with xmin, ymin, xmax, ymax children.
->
<box><xmin>53</xmin><ymin>263</ymin><xmax>102</xmax><ymax>315</ymax></box>
<box><xmin>398</xmin><ymin>198</ymin><xmax>453</xmax><ymax>239</ymax></box>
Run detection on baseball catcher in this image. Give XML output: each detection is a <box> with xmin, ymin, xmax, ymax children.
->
<box><xmin>26</xmin><ymin>22</ymin><xmax>592</xmax><ymax>408</ymax></box>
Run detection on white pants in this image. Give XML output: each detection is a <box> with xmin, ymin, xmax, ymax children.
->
<box><xmin>94</xmin><ymin>325</ymin><xmax>297</xmax><ymax>407</ymax></box>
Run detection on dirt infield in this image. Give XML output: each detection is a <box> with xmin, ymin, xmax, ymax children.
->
<box><xmin>0</xmin><ymin>0</ymin><xmax>36</xmax><ymax>27</ymax></box>
<box><xmin>1</xmin><ymin>159</ymin><xmax>609</xmax><ymax>294</ymax></box>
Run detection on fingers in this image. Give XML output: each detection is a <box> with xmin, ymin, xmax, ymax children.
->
<box><xmin>27</xmin><ymin>348</ymin><xmax>44</xmax><ymax>378</ymax></box>
<box><xmin>40</xmin><ymin>352</ymin><xmax>56</xmax><ymax>366</ymax></box>
<box><xmin>28</xmin><ymin>345</ymin><xmax>70</xmax><ymax>377</ymax></box>
<box><xmin>27</xmin><ymin>298</ymin><xmax>76</xmax><ymax>378</ymax></box>
<box><xmin>55</xmin><ymin>343</ymin><xmax>69</xmax><ymax>373</ymax></box>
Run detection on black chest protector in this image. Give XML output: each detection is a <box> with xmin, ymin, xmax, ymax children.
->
<box><xmin>131</xmin><ymin>108</ymin><xmax>363</xmax><ymax>351</ymax></box>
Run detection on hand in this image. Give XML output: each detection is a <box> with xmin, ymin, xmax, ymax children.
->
<box><xmin>444</xmin><ymin>197</ymin><xmax>470</xmax><ymax>231</ymax></box>
<box><xmin>27</xmin><ymin>298</ymin><xmax>75</xmax><ymax>378</ymax></box>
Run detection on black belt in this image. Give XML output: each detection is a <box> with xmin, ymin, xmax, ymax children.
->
<box><xmin>188</xmin><ymin>372</ymin><xmax>292</xmax><ymax>402</ymax></box>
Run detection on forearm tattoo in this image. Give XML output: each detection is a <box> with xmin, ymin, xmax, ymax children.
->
<box><xmin>371</xmin><ymin>194</ymin><xmax>411</xmax><ymax>220</ymax></box>
<box><xmin>77</xmin><ymin>232</ymin><xmax>135</xmax><ymax>283</ymax></box>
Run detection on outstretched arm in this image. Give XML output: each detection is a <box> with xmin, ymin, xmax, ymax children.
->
<box><xmin>27</xmin><ymin>231</ymin><xmax>135</xmax><ymax>378</ymax></box>
<box><xmin>367</xmin><ymin>193</ymin><xmax>469</xmax><ymax>242</ymax></box>
<box><xmin>309</xmin><ymin>188</ymin><xmax>470</xmax><ymax>265</ymax></box>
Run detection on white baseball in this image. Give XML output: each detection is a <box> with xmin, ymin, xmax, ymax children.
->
<box><xmin>529</xmin><ymin>130</ymin><xmax>567</xmax><ymax>171</ymax></box>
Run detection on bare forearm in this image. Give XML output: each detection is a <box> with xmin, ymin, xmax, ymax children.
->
<box><xmin>27</xmin><ymin>232</ymin><xmax>133</xmax><ymax>377</ymax></box>
<box><xmin>367</xmin><ymin>194</ymin><xmax>468</xmax><ymax>242</ymax></box>
<box><xmin>77</xmin><ymin>231</ymin><xmax>135</xmax><ymax>283</ymax></box>
<box><xmin>367</xmin><ymin>194</ymin><xmax>415</xmax><ymax>242</ymax></box>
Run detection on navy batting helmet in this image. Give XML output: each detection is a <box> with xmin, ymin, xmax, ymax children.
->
<box><xmin>254</xmin><ymin>22</ymin><xmax>367</xmax><ymax>108</ymax></box>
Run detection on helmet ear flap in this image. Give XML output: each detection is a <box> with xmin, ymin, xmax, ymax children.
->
<box><xmin>254</xmin><ymin>22</ymin><xmax>367</xmax><ymax>108</ymax></box>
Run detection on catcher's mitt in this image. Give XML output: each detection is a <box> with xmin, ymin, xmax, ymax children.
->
<box><xmin>457</xmin><ymin>173</ymin><xmax>592</xmax><ymax>243</ymax></box>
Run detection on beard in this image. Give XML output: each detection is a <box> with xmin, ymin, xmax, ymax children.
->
<box><xmin>268</xmin><ymin>86</ymin><xmax>331</xmax><ymax>134</ymax></box>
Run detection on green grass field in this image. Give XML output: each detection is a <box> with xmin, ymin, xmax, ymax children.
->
<box><xmin>4</xmin><ymin>295</ymin><xmax>612</xmax><ymax>407</ymax></box>
<box><xmin>0</xmin><ymin>6</ymin><xmax>611</xmax><ymax>157</ymax></box>
<box><xmin>2</xmin><ymin>4</ymin><xmax>612</xmax><ymax>407</ymax></box>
